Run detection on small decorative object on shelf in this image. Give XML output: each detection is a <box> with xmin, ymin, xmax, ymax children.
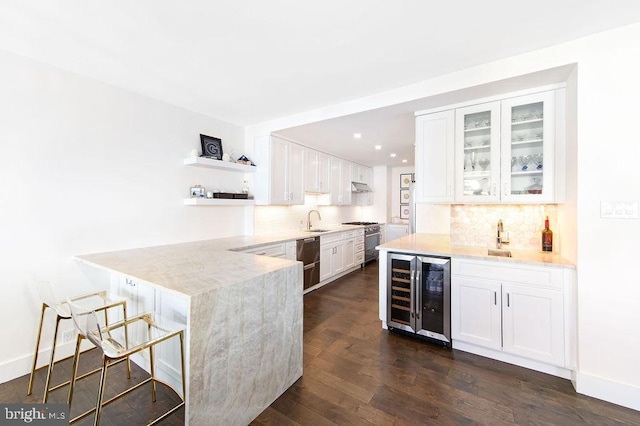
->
<box><xmin>236</xmin><ymin>155</ymin><xmax>255</xmax><ymax>166</ymax></box>
<box><xmin>200</xmin><ymin>134</ymin><xmax>223</xmax><ymax>160</ymax></box>
<box><xmin>190</xmin><ymin>185</ymin><xmax>205</xmax><ymax>198</ymax></box>
<box><xmin>242</xmin><ymin>180</ymin><xmax>249</xmax><ymax>195</ymax></box>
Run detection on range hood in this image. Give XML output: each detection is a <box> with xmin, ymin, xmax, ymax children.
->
<box><xmin>351</xmin><ymin>182</ymin><xmax>371</xmax><ymax>193</ymax></box>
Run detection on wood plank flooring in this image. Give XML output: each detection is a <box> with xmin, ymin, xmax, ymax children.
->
<box><xmin>3</xmin><ymin>260</ymin><xmax>639</xmax><ymax>425</ymax></box>
<box><xmin>252</xmin><ymin>261</ymin><xmax>640</xmax><ymax>425</ymax></box>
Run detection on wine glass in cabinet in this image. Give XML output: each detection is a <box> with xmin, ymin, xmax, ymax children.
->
<box><xmin>455</xmin><ymin>102</ymin><xmax>501</xmax><ymax>202</ymax></box>
<box><xmin>500</xmin><ymin>91</ymin><xmax>556</xmax><ymax>203</ymax></box>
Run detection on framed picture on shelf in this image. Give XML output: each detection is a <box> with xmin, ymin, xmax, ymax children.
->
<box><xmin>200</xmin><ymin>134</ymin><xmax>223</xmax><ymax>160</ymax></box>
<box><xmin>400</xmin><ymin>205</ymin><xmax>410</xmax><ymax>219</ymax></box>
<box><xmin>400</xmin><ymin>189</ymin><xmax>410</xmax><ymax>204</ymax></box>
<box><xmin>400</xmin><ymin>173</ymin><xmax>412</xmax><ymax>189</ymax></box>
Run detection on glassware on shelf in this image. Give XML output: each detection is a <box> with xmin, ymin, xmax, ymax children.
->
<box><xmin>533</xmin><ymin>153</ymin><xmax>543</xmax><ymax>170</ymax></box>
<box><xmin>511</xmin><ymin>156</ymin><xmax>517</xmax><ymax>170</ymax></box>
<box><xmin>519</xmin><ymin>155</ymin><xmax>531</xmax><ymax>171</ymax></box>
<box><xmin>478</xmin><ymin>157</ymin><xmax>490</xmax><ymax>171</ymax></box>
<box><xmin>470</xmin><ymin>152</ymin><xmax>476</xmax><ymax>171</ymax></box>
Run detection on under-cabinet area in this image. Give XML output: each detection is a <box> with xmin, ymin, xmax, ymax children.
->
<box><xmin>415</xmin><ymin>87</ymin><xmax>565</xmax><ymax>204</ymax></box>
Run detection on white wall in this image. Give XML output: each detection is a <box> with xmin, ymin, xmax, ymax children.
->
<box><xmin>0</xmin><ymin>49</ymin><xmax>248</xmax><ymax>381</ymax></box>
<box><xmin>247</xmin><ymin>24</ymin><xmax>640</xmax><ymax>410</ymax></box>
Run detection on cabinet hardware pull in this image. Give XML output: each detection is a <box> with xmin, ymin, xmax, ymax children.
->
<box><xmin>494</xmin><ymin>291</ymin><xmax>497</xmax><ymax>305</ymax></box>
<box><xmin>256</xmin><ymin>252</ymin><xmax>266</xmax><ymax>256</ymax></box>
<box><xmin>492</xmin><ymin>183</ymin><xmax>497</xmax><ymax>196</ymax></box>
<box><xmin>507</xmin><ymin>293</ymin><xmax>510</xmax><ymax>307</ymax></box>
<box><xmin>503</xmin><ymin>183</ymin><xmax>508</xmax><ymax>196</ymax></box>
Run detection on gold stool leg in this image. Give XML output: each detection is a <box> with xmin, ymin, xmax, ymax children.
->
<box><xmin>149</xmin><ymin>323</ymin><xmax>156</xmax><ymax>402</ymax></box>
<box><xmin>122</xmin><ymin>302</ymin><xmax>131</xmax><ymax>379</ymax></box>
<box><xmin>67</xmin><ymin>334</ymin><xmax>83</xmax><ymax>407</ymax></box>
<box><xmin>43</xmin><ymin>314</ymin><xmax>63</xmax><ymax>403</ymax></box>
<box><xmin>27</xmin><ymin>303</ymin><xmax>47</xmax><ymax>396</ymax></box>
<box><xmin>94</xmin><ymin>357</ymin><xmax>109</xmax><ymax>426</ymax></box>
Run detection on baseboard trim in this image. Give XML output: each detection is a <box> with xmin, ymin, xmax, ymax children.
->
<box><xmin>576</xmin><ymin>371</ymin><xmax>640</xmax><ymax>411</ymax></box>
<box><xmin>452</xmin><ymin>341</ymin><xmax>572</xmax><ymax>379</ymax></box>
<box><xmin>0</xmin><ymin>340</ymin><xmax>91</xmax><ymax>384</ymax></box>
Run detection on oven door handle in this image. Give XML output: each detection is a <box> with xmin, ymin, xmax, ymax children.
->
<box><xmin>365</xmin><ymin>232</ymin><xmax>381</xmax><ymax>237</ymax></box>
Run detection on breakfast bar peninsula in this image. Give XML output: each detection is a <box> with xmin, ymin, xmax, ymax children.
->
<box><xmin>75</xmin><ymin>237</ymin><xmax>303</xmax><ymax>425</ymax></box>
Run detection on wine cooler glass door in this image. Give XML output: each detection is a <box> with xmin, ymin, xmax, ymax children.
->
<box><xmin>388</xmin><ymin>254</ymin><xmax>417</xmax><ymax>333</ymax></box>
<box><xmin>416</xmin><ymin>256</ymin><xmax>451</xmax><ymax>343</ymax></box>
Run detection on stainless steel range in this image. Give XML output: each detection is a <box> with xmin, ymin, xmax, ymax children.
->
<box><xmin>342</xmin><ymin>222</ymin><xmax>381</xmax><ymax>264</ymax></box>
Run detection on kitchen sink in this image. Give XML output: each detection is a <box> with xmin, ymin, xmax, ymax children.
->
<box><xmin>488</xmin><ymin>248</ymin><xmax>512</xmax><ymax>257</ymax></box>
<box><xmin>307</xmin><ymin>229</ymin><xmax>331</xmax><ymax>233</ymax></box>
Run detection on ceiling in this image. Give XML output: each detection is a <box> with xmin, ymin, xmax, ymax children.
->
<box><xmin>1</xmin><ymin>1</ymin><xmax>640</xmax><ymax>166</ymax></box>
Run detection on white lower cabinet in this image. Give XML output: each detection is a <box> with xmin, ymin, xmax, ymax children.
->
<box><xmin>452</xmin><ymin>259</ymin><xmax>568</xmax><ymax>370</ymax></box>
<box><xmin>320</xmin><ymin>239</ymin><xmax>344</xmax><ymax>281</ymax></box>
<box><xmin>344</xmin><ymin>238</ymin><xmax>355</xmax><ymax>270</ymax></box>
<box><xmin>237</xmin><ymin>241</ymin><xmax>296</xmax><ymax>260</ymax></box>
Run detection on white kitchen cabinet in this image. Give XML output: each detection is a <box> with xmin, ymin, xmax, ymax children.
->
<box><xmin>415</xmin><ymin>110</ymin><xmax>455</xmax><ymax>203</ymax></box>
<box><xmin>351</xmin><ymin>163</ymin><xmax>371</xmax><ymax>185</ymax></box>
<box><xmin>418</xmin><ymin>88</ymin><xmax>564</xmax><ymax>204</ymax></box>
<box><xmin>304</xmin><ymin>148</ymin><xmax>330</xmax><ymax>194</ymax></box>
<box><xmin>329</xmin><ymin>156</ymin><xmax>352</xmax><ymax>206</ymax></box>
<box><xmin>500</xmin><ymin>90</ymin><xmax>559</xmax><ymax>203</ymax></box>
<box><xmin>344</xmin><ymin>237</ymin><xmax>355</xmax><ymax>270</ymax></box>
<box><xmin>454</xmin><ymin>101</ymin><xmax>501</xmax><ymax>203</ymax></box>
<box><xmin>386</xmin><ymin>224</ymin><xmax>409</xmax><ymax>242</ymax></box>
<box><xmin>320</xmin><ymin>238</ymin><xmax>344</xmax><ymax>282</ymax></box>
<box><xmin>452</xmin><ymin>259</ymin><xmax>566</xmax><ymax>367</ymax></box>
<box><xmin>452</xmin><ymin>276</ymin><xmax>502</xmax><ymax>350</ymax></box>
<box><xmin>253</xmin><ymin>135</ymin><xmax>305</xmax><ymax>205</ymax></box>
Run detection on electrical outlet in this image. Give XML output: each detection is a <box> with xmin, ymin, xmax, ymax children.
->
<box><xmin>62</xmin><ymin>330</ymin><xmax>76</xmax><ymax>344</ymax></box>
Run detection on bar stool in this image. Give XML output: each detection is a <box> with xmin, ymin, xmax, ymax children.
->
<box><xmin>68</xmin><ymin>299</ymin><xmax>186</xmax><ymax>425</ymax></box>
<box><xmin>27</xmin><ymin>280</ymin><xmax>129</xmax><ymax>404</ymax></box>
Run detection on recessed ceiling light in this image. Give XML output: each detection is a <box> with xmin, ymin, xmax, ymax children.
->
<box><xmin>390</xmin><ymin>153</ymin><xmax>397</xmax><ymax>157</ymax></box>
<box><xmin>353</xmin><ymin>133</ymin><xmax>362</xmax><ymax>139</ymax></box>
<box><xmin>402</xmin><ymin>159</ymin><xmax>408</xmax><ymax>163</ymax></box>
<box><xmin>374</xmin><ymin>145</ymin><xmax>382</xmax><ymax>150</ymax></box>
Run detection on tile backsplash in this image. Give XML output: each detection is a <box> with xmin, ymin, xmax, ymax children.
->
<box><xmin>450</xmin><ymin>204</ymin><xmax>558</xmax><ymax>251</ymax></box>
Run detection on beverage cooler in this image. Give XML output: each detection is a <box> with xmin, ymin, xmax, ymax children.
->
<box><xmin>387</xmin><ymin>253</ymin><xmax>451</xmax><ymax>346</ymax></box>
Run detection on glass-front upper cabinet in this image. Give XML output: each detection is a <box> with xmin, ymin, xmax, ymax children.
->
<box><xmin>500</xmin><ymin>91</ymin><xmax>556</xmax><ymax>203</ymax></box>
<box><xmin>455</xmin><ymin>102</ymin><xmax>501</xmax><ymax>202</ymax></box>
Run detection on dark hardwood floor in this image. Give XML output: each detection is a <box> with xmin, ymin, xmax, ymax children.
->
<box><xmin>252</xmin><ymin>261</ymin><xmax>640</xmax><ymax>425</ymax></box>
<box><xmin>3</xmin><ymin>261</ymin><xmax>640</xmax><ymax>425</ymax></box>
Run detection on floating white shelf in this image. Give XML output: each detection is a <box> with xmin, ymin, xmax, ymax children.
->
<box><xmin>184</xmin><ymin>198</ymin><xmax>255</xmax><ymax>206</ymax></box>
<box><xmin>183</xmin><ymin>157</ymin><xmax>256</xmax><ymax>173</ymax></box>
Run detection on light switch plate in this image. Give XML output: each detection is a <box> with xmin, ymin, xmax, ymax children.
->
<box><xmin>600</xmin><ymin>201</ymin><xmax>638</xmax><ymax>219</ymax></box>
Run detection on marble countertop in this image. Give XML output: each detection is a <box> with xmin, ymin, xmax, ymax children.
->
<box><xmin>75</xmin><ymin>225</ymin><xmax>365</xmax><ymax>297</ymax></box>
<box><xmin>377</xmin><ymin>233</ymin><xmax>575</xmax><ymax>269</ymax></box>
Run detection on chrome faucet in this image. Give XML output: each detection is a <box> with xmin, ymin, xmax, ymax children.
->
<box><xmin>496</xmin><ymin>219</ymin><xmax>509</xmax><ymax>249</ymax></box>
<box><xmin>307</xmin><ymin>210</ymin><xmax>321</xmax><ymax>231</ymax></box>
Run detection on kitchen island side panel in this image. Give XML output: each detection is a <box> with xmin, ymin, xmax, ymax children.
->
<box><xmin>188</xmin><ymin>263</ymin><xmax>303</xmax><ymax>425</ymax></box>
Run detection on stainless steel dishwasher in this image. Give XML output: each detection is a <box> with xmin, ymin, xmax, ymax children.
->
<box><xmin>297</xmin><ymin>236</ymin><xmax>320</xmax><ymax>291</ymax></box>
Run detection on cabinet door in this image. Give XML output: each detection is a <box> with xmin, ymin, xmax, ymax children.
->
<box><xmin>304</xmin><ymin>148</ymin><xmax>320</xmax><ymax>192</ymax></box>
<box><xmin>451</xmin><ymin>276</ymin><xmax>501</xmax><ymax>350</ymax></box>
<box><xmin>500</xmin><ymin>91</ymin><xmax>556</xmax><ymax>203</ymax></box>
<box><xmin>318</xmin><ymin>152</ymin><xmax>331</xmax><ymax>194</ymax></box>
<box><xmin>501</xmin><ymin>283</ymin><xmax>564</xmax><ymax>366</ymax></box>
<box><xmin>455</xmin><ymin>102</ymin><xmax>501</xmax><ymax>202</ymax></box>
<box><xmin>269</xmin><ymin>136</ymin><xmax>290</xmax><ymax>205</ymax></box>
<box><xmin>329</xmin><ymin>156</ymin><xmax>342</xmax><ymax>205</ymax></box>
<box><xmin>333</xmin><ymin>242</ymin><xmax>345</xmax><ymax>275</ymax></box>
<box><xmin>415</xmin><ymin>110</ymin><xmax>455</xmax><ymax>202</ymax></box>
<box><xmin>320</xmin><ymin>244</ymin><xmax>333</xmax><ymax>281</ymax></box>
<box><xmin>344</xmin><ymin>239</ymin><xmax>355</xmax><ymax>269</ymax></box>
<box><xmin>340</xmin><ymin>160</ymin><xmax>352</xmax><ymax>205</ymax></box>
<box><xmin>288</xmin><ymin>142</ymin><xmax>305</xmax><ymax>205</ymax></box>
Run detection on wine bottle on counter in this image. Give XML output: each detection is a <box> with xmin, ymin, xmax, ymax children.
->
<box><xmin>542</xmin><ymin>216</ymin><xmax>553</xmax><ymax>252</ymax></box>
